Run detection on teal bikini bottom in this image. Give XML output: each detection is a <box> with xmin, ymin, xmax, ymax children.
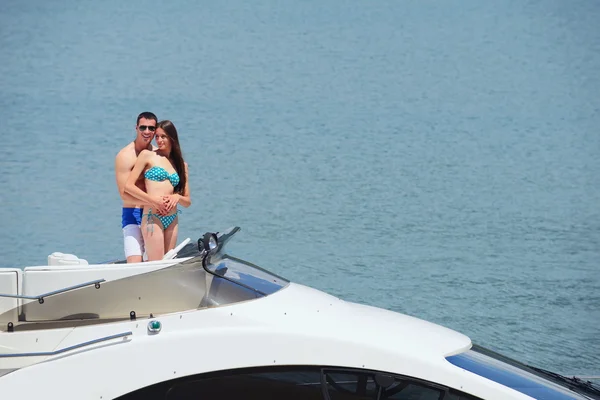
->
<box><xmin>144</xmin><ymin>208</ymin><xmax>181</xmax><ymax>231</ymax></box>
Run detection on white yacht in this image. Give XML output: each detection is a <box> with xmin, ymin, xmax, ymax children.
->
<box><xmin>0</xmin><ymin>227</ymin><xmax>597</xmax><ymax>400</ymax></box>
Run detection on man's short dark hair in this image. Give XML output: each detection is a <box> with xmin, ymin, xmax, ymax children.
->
<box><xmin>136</xmin><ymin>112</ymin><xmax>158</xmax><ymax>125</ymax></box>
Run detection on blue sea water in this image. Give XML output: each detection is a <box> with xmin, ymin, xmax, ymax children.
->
<box><xmin>1</xmin><ymin>0</ymin><xmax>598</xmax><ymax>376</ymax></box>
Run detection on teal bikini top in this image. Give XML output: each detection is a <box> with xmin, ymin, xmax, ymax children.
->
<box><xmin>144</xmin><ymin>166</ymin><xmax>180</xmax><ymax>187</ymax></box>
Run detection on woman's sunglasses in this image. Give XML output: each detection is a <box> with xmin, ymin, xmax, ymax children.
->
<box><xmin>138</xmin><ymin>125</ymin><xmax>156</xmax><ymax>132</ymax></box>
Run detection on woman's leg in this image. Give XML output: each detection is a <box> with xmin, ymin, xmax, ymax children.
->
<box><xmin>163</xmin><ymin>217</ymin><xmax>179</xmax><ymax>252</ymax></box>
<box><xmin>142</xmin><ymin>210</ymin><xmax>165</xmax><ymax>261</ymax></box>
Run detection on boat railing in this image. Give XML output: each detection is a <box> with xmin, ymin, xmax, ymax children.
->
<box><xmin>0</xmin><ymin>279</ymin><xmax>105</xmax><ymax>304</ymax></box>
<box><xmin>0</xmin><ymin>331</ymin><xmax>132</xmax><ymax>358</ymax></box>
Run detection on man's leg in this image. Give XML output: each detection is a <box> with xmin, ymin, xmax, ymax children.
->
<box><xmin>123</xmin><ymin>224</ymin><xmax>144</xmax><ymax>263</ymax></box>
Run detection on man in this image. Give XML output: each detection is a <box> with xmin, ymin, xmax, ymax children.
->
<box><xmin>115</xmin><ymin>111</ymin><xmax>160</xmax><ymax>263</ymax></box>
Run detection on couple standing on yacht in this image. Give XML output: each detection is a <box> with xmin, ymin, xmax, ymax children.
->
<box><xmin>115</xmin><ymin>112</ymin><xmax>191</xmax><ymax>263</ymax></box>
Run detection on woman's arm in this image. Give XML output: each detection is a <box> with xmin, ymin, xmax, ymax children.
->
<box><xmin>124</xmin><ymin>151</ymin><xmax>165</xmax><ymax>212</ymax></box>
<box><xmin>163</xmin><ymin>162</ymin><xmax>191</xmax><ymax>211</ymax></box>
<box><xmin>177</xmin><ymin>162</ymin><xmax>192</xmax><ymax>208</ymax></box>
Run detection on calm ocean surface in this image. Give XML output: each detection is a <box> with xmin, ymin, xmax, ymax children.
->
<box><xmin>1</xmin><ymin>0</ymin><xmax>598</xmax><ymax>376</ymax></box>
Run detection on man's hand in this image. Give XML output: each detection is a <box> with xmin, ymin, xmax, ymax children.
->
<box><xmin>150</xmin><ymin>196</ymin><xmax>169</xmax><ymax>216</ymax></box>
<box><xmin>162</xmin><ymin>194</ymin><xmax>180</xmax><ymax>213</ymax></box>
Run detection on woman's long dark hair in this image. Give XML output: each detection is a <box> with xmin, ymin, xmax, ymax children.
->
<box><xmin>157</xmin><ymin>120</ymin><xmax>186</xmax><ymax>195</ymax></box>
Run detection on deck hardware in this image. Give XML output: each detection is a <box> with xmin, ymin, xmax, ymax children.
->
<box><xmin>95</xmin><ymin>282</ymin><xmax>101</xmax><ymax>289</ymax></box>
<box><xmin>38</xmin><ymin>298</ymin><xmax>44</xmax><ymax>304</ymax></box>
<box><xmin>147</xmin><ymin>320</ymin><xmax>162</xmax><ymax>333</ymax></box>
<box><xmin>7</xmin><ymin>322</ymin><xmax>14</xmax><ymax>332</ymax></box>
<box><xmin>130</xmin><ymin>311</ymin><xmax>136</xmax><ymax>321</ymax></box>
<box><xmin>0</xmin><ymin>331</ymin><xmax>132</xmax><ymax>358</ymax></box>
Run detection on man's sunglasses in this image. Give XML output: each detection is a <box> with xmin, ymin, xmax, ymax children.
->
<box><xmin>138</xmin><ymin>125</ymin><xmax>156</xmax><ymax>132</ymax></box>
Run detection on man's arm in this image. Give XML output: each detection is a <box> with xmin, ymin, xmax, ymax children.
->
<box><xmin>124</xmin><ymin>151</ymin><xmax>166</xmax><ymax>213</ymax></box>
<box><xmin>115</xmin><ymin>150</ymin><xmax>143</xmax><ymax>203</ymax></box>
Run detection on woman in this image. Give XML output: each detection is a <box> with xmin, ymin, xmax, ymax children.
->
<box><xmin>125</xmin><ymin>120</ymin><xmax>191</xmax><ymax>261</ymax></box>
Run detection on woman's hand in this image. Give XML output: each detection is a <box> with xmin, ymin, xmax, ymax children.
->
<box><xmin>162</xmin><ymin>194</ymin><xmax>180</xmax><ymax>213</ymax></box>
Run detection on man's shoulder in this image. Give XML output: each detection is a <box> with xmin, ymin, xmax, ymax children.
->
<box><xmin>116</xmin><ymin>142</ymin><xmax>135</xmax><ymax>157</ymax></box>
<box><xmin>115</xmin><ymin>142</ymin><xmax>137</xmax><ymax>166</ymax></box>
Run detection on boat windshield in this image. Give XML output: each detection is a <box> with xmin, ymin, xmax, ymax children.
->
<box><xmin>0</xmin><ymin>229</ymin><xmax>289</xmax><ymax>331</ymax></box>
<box><xmin>446</xmin><ymin>344</ymin><xmax>599</xmax><ymax>400</ymax></box>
